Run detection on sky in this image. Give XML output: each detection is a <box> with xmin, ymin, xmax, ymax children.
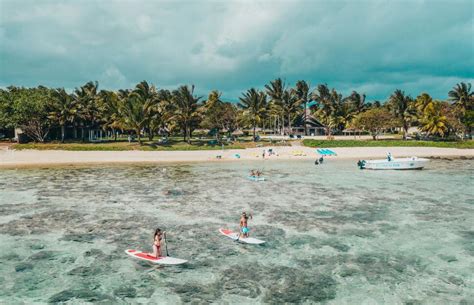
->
<box><xmin>0</xmin><ymin>0</ymin><xmax>473</xmax><ymax>102</ymax></box>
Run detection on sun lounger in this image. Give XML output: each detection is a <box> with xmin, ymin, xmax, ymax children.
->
<box><xmin>292</xmin><ymin>150</ymin><xmax>307</xmax><ymax>156</ymax></box>
<box><xmin>324</xmin><ymin>149</ymin><xmax>337</xmax><ymax>156</ymax></box>
<box><xmin>317</xmin><ymin>149</ymin><xmax>337</xmax><ymax>156</ymax></box>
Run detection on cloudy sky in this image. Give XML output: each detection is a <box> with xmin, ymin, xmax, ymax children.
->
<box><xmin>0</xmin><ymin>0</ymin><xmax>473</xmax><ymax>101</ymax></box>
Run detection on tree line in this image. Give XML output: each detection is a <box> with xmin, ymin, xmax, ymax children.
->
<box><xmin>0</xmin><ymin>80</ymin><xmax>472</xmax><ymax>144</ymax></box>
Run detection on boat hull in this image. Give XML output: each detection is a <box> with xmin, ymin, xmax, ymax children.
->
<box><xmin>359</xmin><ymin>157</ymin><xmax>429</xmax><ymax>170</ymax></box>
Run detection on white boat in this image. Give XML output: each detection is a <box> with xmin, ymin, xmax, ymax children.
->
<box><xmin>357</xmin><ymin>157</ymin><xmax>429</xmax><ymax>170</ymax></box>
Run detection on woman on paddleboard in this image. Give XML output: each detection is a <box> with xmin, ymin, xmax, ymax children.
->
<box><xmin>240</xmin><ymin>212</ymin><xmax>252</xmax><ymax>238</ymax></box>
<box><xmin>149</xmin><ymin>228</ymin><xmax>165</xmax><ymax>258</ymax></box>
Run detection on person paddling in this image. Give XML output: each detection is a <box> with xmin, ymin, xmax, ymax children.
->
<box><xmin>239</xmin><ymin>212</ymin><xmax>253</xmax><ymax>238</ymax></box>
<box><xmin>149</xmin><ymin>228</ymin><xmax>166</xmax><ymax>258</ymax></box>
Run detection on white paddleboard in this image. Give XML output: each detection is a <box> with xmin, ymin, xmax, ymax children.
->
<box><xmin>219</xmin><ymin>228</ymin><xmax>265</xmax><ymax>245</ymax></box>
<box><xmin>125</xmin><ymin>249</ymin><xmax>187</xmax><ymax>265</ymax></box>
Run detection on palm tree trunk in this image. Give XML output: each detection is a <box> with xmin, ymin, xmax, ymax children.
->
<box><xmin>403</xmin><ymin>121</ymin><xmax>408</xmax><ymax>140</ymax></box>
<box><xmin>183</xmin><ymin>123</ymin><xmax>187</xmax><ymax>142</ymax></box>
<box><xmin>281</xmin><ymin>115</ymin><xmax>285</xmax><ymax>135</ymax></box>
<box><xmin>253</xmin><ymin>121</ymin><xmax>256</xmax><ymax>141</ymax></box>
<box><xmin>61</xmin><ymin>125</ymin><xmax>65</xmax><ymax>143</ymax></box>
<box><xmin>304</xmin><ymin>101</ymin><xmax>308</xmax><ymax>136</ymax></box>
<box><xmin>136</xmin><ymin>128</ymin><xmax>142</xmax><ymax>145</ymax></box>
<box><xmin>288</xmin><ymin>113</ymin><xmax>291</xmax><ymax>134</ymax></box>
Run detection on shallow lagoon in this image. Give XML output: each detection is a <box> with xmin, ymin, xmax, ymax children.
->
<box><xmin>0</xmin><ymin>159</ymin><xmax>473</xmax><ymax>304</ymax></box>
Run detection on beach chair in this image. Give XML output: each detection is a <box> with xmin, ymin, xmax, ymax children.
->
<box><xmin>318</xmin><ymin>149</ymin><xmax>337</xmax><ymax>156</ymax></box>
<box><xmin>325</xmin><ymin>149</ymin><xmax>337</xmax><ymax>156</ymax></box>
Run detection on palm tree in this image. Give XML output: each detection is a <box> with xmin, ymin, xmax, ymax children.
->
<box><xmin>294</xmin><ymin>80</ymin><xmax>311</xmax><ymax>135</ymax></box>
<box><xmin>172</xmin><ymin>85</ymin><xmax>202</xmax><ymax>143</ymax></box>
<box><xmin>201</xmin><ymin>90</ymin><xmax>239</xmax><ymax>139</ymax></box>
<box><xmin>98</xmin><ymin>90</ymin><xmax>122</xmax><ymax>141</ymax></box>
<box><xmin>133</xmin><ymin>81</ymin><xmax>160</xmax><ymax>140</ymax></box>
<box><xmin>74</xmin><ymin>81</ymin><xmax>100</xmax><ymax>141</ymax></box>
<box><xmin>265</xmin><ymin>78</ymin><xmax>286</xmax><ymax>134</ymax></box>
<box><xmin>388</xmin><ymin>89</ymin><xmax>415</xmax><ymax>139</ymax></box>
<box><xmin>415</xmin><ymin>93</ymin><xmax>433</xmax><ymax>113</ymax></box>
<box><xmin>448</xmin><ymin>82</ymin><xmax>473</xmax><ymax>138</ymax></box>
<box><xmin>449</xmin><ymin>82</ymin><xmax>473</xmax><ymax>111</ymax></box>
<box><xmin>238</xmin><ymin>88</ymin><xmax>267</xmax><ymax>141</ymax></box>
<box><xmin>118</xmin><ymin>88</ymin><xmax>151</xmax><ymax>145</ymax></box>
<box><xmin>420</xmin><ymin>101</ymin><xmax>447</xmax><ymax>137</ymax></box>
<box><xmin>347</xmin><ymin>91</ymin><xmax>366</xmax><ymax>113</ymax></box>
<box><xmin>312</xmin><ymin>84</ymin><xmax>342</xmax><ymax>137</ymax></box>
<box><xmin>154</xmin><ymin>89</ymin><xmax>174</xmax><ymax>138</ymax></box>
<box><xmin>49</xmin><ymin>88</ymin><xmax>77</xmax><ymax>143</ymax></box>
<box><xmin>281</xmin><ymin>89</ymin><xmax>302</xmax><ymax>134</ymax></box>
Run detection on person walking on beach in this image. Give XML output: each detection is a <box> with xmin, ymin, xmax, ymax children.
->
<box><xmin>239</xmin><ymin>212</ymin><xmax>252</xmax><ymax>238</ymax></box>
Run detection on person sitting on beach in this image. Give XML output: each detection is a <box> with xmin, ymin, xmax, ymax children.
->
<box><xmin>250</xmin><ymin>169</ymin><xmax>256</xmax><ymax>177</ymax></box>
<box><xmin>240</xmin><ymin>212</ymin><xmax>253</xmax><ymax>238</ymax></box>
<box><xmin>148</xmin><ymin>228</ymin><xmax>165</xmax><ymax>258</ymax></box>
<box><xmin>256</xmin><ymin>170</ymin><xmax>262</xmax><ymax>177</ymax></box>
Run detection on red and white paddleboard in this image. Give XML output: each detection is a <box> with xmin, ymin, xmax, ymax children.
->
<box><xmin>219</xmin><ymin>228</ymin><xmax>265</xmax><ymax>245</ymax></box>
<box><xmin>125</xmin><ymin>249</ymin><xmax>187</xmax><ymax>265</ymax></box>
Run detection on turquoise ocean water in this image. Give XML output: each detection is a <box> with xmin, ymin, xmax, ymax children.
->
<box><xmin>0</xmin><ymin>159</ymin><xmax>473</xmax><ymax>304</ymax></box>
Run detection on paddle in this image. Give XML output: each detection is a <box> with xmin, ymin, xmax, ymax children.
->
<box><xmin>235</xmin><ymin>230</ymin><xmax>241</xmax><ymax>242</ymax></box>
<box><xmin>163</xmin><ymin>232</ymin><xmax>169</xmax><ymax>256</ymax></box>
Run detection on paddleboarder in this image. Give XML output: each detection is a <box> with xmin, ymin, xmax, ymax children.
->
<box><xmin>149</xmin><ymin>228</ymin><xmax>165</xmax><ymax>258</ymax></box>
<box><xmin>240</xmin><ymin>211</ymin><xmax>253</xmax><ymax>238</ymax></box>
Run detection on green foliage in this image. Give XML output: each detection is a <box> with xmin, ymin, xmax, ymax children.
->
<box><xmin>49</xmin><ymin>88</ymin><xmax>78</xmax><ymax>142</ymax></box>
<box><xmin>448</xmin><ymin>82</ymin><xmax>474</xmax><ymax>137</ymax></box>
<box><xmin>387</xmin><ymin>89</ymin><xmax>416</xmax><ymax>139</ymax></box>
<box><xmin>0</xmin><ymin>88</ymin><xmax>15</xmax><ymax>129</ymax></box>
<box><xmin>351</xmin><ymin>108</ymin><xmax>395</xmax><ymax>139</ymax></box>
<box><xmin>238</xmin><ymin>88</ymin><xmax>268</xmax><ymax>140</ymax></box>
<box><xmin>311</xmin><ymin>84</ymin><xmax>349</xmax><ymax>135</ymax></box>
<box><xmin>3</xmin><ymin>86</ymin><xmax>54</xmax><ymax>142</ymax></box>
<box><xmin>200</xmin><ymin>90</ymin><xmax>238</xmax><ymax>138</ymax></box>
<box><xmin>1</xmin><ymin>80</ymin><xmax>472</xmax><ymax>147</ymax></box>
<box><xmin>294</xmin><ymin>80</ymin><xmax>311</xmax><ymax>135</ymax></box>
<box><xmin>172</xmin><ymin>85</ymin><xmax>202</xmax><ymax>143</ymax></box>
<box><xmin>302</xmin><ymin>139</ymin><xmax>474</xmax><ymax>149</ymax></box>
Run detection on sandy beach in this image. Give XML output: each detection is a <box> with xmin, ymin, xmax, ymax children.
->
<box><xmin>0</xmin><ymin>146</ymin><xmax>473</xmax><ymax>168</ymax></box>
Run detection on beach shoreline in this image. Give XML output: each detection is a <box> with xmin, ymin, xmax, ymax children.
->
<box><xmin>1</xmin><ymin>146</ymin><xmax>473</xmax><ymax>168</ymax></box>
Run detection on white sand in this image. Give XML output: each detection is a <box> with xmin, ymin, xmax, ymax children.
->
<box><xmin>0</xmin><ymin>146</ymin><xmax>473</xmax><ymax>168</ymax></box>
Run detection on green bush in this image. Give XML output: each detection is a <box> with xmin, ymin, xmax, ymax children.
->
<box><xmin>302</xmin><ymin>139</ymin><xmax>474</xmax><ymax>149</ymax></box>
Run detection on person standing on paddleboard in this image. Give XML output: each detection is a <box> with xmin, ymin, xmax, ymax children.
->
<box><xmin>240</xmin><ymin>212</ymin><xmax>252</xmax><ymax>238</ymax></box>
<box><xmin>149</xmin><ymin>228</ymin><xmax>165</xmax><ymax>258</ymax></box>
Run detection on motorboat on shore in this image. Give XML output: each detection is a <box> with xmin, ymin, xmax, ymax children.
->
<box><xmin>357</xmin><ymin>156</ymin><xmax>429</xmax><ymax>170</ymax></box>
